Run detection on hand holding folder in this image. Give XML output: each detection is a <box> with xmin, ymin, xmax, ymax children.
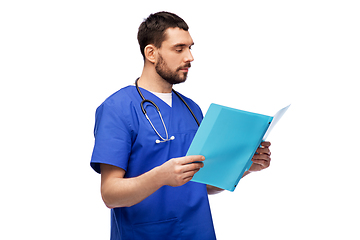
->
<box><xmin>248</xmin><ymin>140</ymin><xmax>271</xmax><ymax>172</ymax></box>
<box><xmin>186</xmin><ymin>104</ymin><xmax>290</xmax><ymax>191</ymax></box>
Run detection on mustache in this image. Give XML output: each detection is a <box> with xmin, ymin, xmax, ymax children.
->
<box><xmin>177</xmin><ymin>63</ymin><xmax>191</xmax><ymax>71</ymax></box>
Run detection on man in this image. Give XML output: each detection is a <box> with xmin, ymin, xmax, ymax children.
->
<box><xmin>91</xmin><ymin>11</ymin><xmax>271</xmax><ymax>240</ymax></box>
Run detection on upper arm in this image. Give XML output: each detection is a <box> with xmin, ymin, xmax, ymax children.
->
<box><xmin>206</xmin><ymin>185</ymin><xmax>224</xmax><ymax>195</ymax></box>
<box><xmin>91</xmin><ymin>100</ymin><xmax>133</xmax><ymax>174</ymax></box>
<box><xmin>100</xmin><ymin>164</ymin><xmax>126</xmax><ymax>195</ymax></box>
<box><xmin>100</xmin><ymin>163</ymin><xmax>126</xmax><ymax>183</ymax></box>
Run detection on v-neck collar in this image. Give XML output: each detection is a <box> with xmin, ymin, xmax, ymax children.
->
<box><xmin>149</xmin><ymin>91</ymin><xmax>172</xmax><ymax>107</ymax></box>
<box><xmin>134</xmin><ymin>85</ymin><xmax>173</xmax><ymax>109</ymax></box>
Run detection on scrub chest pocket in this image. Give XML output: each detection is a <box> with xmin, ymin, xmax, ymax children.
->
<box><xmin>132</xmin><ymin>218</ymin><xmax>181</xmax><ymax>240</ymax></box>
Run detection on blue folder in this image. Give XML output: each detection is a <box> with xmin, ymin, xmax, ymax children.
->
<box><xmin>187</xmin><ymin>103</ymin><xmax>290</xmax><ymax>191</ymax></box>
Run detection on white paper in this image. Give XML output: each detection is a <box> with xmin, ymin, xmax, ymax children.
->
<box><xmin>263</xmin><ymin>105</ymin><xmax>291</xmax><ymax>140</ymax></box>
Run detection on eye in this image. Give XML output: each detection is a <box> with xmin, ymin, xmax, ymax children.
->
<box><xmin>175</xmin><ymin>48</ymin><xmax>183</xmax><ymax>53</ymax></box>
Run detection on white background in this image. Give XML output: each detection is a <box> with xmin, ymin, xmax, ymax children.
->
<box><xmin>1</xmin><ymin>0</ymin><xmax>359</xmax><ymax>239</ymax></box>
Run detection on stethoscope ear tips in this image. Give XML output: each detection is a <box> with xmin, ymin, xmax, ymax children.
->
<box><xmin>170</xmin><ymin>136</ymin><xmax>175</xmax><ymax>140</ymax></box>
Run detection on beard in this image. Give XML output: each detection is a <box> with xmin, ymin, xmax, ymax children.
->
<box><xmin>155</xmin><ymin>53</ymin><xmax>191</xmax><ymax>85</ymax></box>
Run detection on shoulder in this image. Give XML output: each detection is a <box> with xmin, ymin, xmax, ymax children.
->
<box><xmin>95</xmin><ymin>86</ymin><xmax>138</xmax><ymax>113</ymax></box>
<box><xmin>102</xmin><ymin>86</ymin><xmax>135</xmax><ymax>106</ymax></box>
<box><xmin>94</xmin><ymin>86</ymin><xmax>140</xmax><ymax>129</ymax></box>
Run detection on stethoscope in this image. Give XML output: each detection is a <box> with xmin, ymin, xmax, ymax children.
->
<box><xmin>135</xmin><ymin>78</ymin><xmax>200</xmax><ymax>143</ymax></box>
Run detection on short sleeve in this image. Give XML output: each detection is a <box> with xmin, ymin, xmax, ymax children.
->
<box><xmin>90</xmin><ymin>99</ymin><xmax>132</xmax><ymax>174</ymax></box>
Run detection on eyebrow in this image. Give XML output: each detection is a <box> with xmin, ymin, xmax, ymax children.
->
<box><xmin>173</xmin><ymin>42</ymin><xmax>195</xmax><ymax>48</ymax></box>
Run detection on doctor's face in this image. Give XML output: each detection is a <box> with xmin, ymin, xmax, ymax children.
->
<box><xmin>155</xmin><ymin>28</ymin><xmax>194</xmax><ymax>85</ymax></box>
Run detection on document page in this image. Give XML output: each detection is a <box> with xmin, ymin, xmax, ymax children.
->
<box><xmin>263</xmin><ymin>105</ymin><xmax>291</xmax><ymax>140</ymax></box>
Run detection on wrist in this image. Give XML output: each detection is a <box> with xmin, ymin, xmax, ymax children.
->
<box><xmin>152</xmin><ymin>166</ymin><xmax>167</xmax><ymax>188</ymax></box>
<box><xmin>242</xmin><ymin>171</ymin><xmax>251</xmax><ymax>178</ymax></box>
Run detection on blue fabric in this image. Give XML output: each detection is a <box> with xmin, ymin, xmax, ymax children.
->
<box><xmin>91</xmin><ymin>86</ymin><xmax>216</xmax><ymax>240</ymax></box>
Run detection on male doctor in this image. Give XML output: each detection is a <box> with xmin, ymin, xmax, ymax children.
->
<box><xmin>91</xmin><ymin>11</ymin><xmax>271</xmax><ymax>240</ymax></box>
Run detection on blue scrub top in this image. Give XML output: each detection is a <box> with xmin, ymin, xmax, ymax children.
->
<box><xmin>91</xmin><ymin>85</ymin><xmax>216</xmax><ymax>240</ymax></box>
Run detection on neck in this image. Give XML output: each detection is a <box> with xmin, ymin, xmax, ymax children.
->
<box><xmin>137</xmin><ymin>62</ymin><xmax>173</xmax><ymax>93</ymax></box>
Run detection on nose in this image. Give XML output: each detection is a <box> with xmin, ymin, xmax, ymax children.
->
<box><xmin>184</xmin><ymin>48</ymin><xmax>194</xmax><ymax>63</ymax></box>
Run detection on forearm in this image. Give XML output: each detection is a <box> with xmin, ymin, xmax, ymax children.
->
<box><xmin>207</xmin><ymin>171</ymin><xmax>251</xmax><ymax>195</ymax></box>
<box><xmin>100</xmin><ymin>156</ymin><xmax>204</xmax><ymax>208</ymax></box>
<box><xmin>207</xmin><ymin>185</ymin><xmax>224</xmax><ymax>195</ymax></box>
<box><xmin>101</xmin><ymin>166</ymin><xmax>163</xmax><ymax>208</ymax></box>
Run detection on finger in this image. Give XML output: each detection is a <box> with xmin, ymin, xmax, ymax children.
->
<box><xmin>182</xmin><ymin>169</ymin><xmax>200</xmax><ymax>181</ymax></box>
<box><xmin>252</xmin><ymin>159</ymin><xmax>271</xmax><ymax>168</ymax></box>
<box><xmin>252</xmin><ymin>154</ymin><xmax>271</xmax><ymax>161</ymax></box>
<box><xmin>261</xmin><ymin>141</ymin><xmax>271</xmax><ymax>147</ymax></box>
<box><xmin>181</xmin><ymin>175</ymin><xmax>194</xmax><ymax>184</ymax></box>
<box><xmin>182</xmin><ymin>162</ymin><xmax>204</xmax><ymax>173</ymax></box>
<box><xmin>256</xmin><ymin>147</ymin><xmax>271</xmax><ymax>155</ymax></box>
<box><xmin>181</xmin><ymin>155</ymin><xmax>205</xmax><ymax>165</ymax></box>
<box><xmin>253</xmin><ymin>154</ymin><xmax>271</xmax><ymax>163</ymax></box>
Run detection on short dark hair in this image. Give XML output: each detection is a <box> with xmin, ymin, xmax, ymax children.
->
<box><xmin>137</xmin><ymin>11</ymin><xmax>189</xmax><ymax>58</ymax></box>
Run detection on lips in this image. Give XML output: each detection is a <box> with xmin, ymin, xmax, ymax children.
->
<box><xmin>178</xmin><ymin>63</ymin><xmax>191</xmax><ymax>72</ymax></box>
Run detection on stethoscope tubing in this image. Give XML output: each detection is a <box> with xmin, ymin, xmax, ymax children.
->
<box><xmin>135</xmin><ymin>78</ymin><xmax>200</xmax><ymax>143</ymax></box>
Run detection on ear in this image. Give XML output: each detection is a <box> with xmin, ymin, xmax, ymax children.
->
<box><xmin>144</xmin><ymin>44</ymin><xmax>157</xmax><ymax>64</ymax></box>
